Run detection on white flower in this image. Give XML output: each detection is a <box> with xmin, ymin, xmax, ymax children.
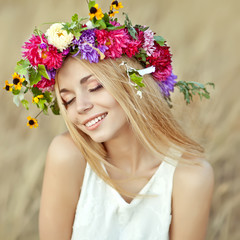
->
<box><xmin>45</xmin><ymin>23</ymin><xmax>74</xmax><ymax>52</ymax></box>
<box><xmin>137</xmin><ymin>66</ymin><xmax>156</xmax><ymax>76</ymax></box>
<box><xmin>86</xmin><ymin>20</ymin><xmax>95</xmax><ymax>29</ymax></box>
<box><xmin>137</xmin><ymin>90</ymin><xmax>143</xmax><ymax>98</ymax></box>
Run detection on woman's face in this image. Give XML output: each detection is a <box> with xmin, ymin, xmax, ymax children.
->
<box><xmin>57</xmin><ymin>57</ymin><xmax>129</xmax><ymax>143</ymax></box>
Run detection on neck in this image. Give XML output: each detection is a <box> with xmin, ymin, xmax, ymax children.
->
<box><xmin>103</xmin><ymin>126</ymin><xmax>151</xmax><ymax>174</ymax></box>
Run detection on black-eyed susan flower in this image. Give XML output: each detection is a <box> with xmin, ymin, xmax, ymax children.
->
<box><xmin>32</xmin><ymin>95</ymin><xmax>44</xmax><ymax>104</ymax></box>
<box><xmin>27</xmin><ymin>116</ymin><xmax>38</xmax><ymax>129</ymax></box>
<box><xmin>89</xmin><ymin>4</ymin><xmax>104</xmax><ymax>20</ymax></box>
<box><xmin>108</xmin><ymin>5</ymin><xmax>119</xmax><ymax>18</ymax></box>
<box><xmin>12</xmin><ymin>72</ymin><xmax>25</xmax><ymax>90</ymax></box>
<box><xmin>111</xmin><ymin>1</ymin><xmax>123</xmax><ymax>10</ymax></box>
<box><xmin>3</xmin><ymin>80</ymin><xmax>13</xmax><ymax>92</ymax></box>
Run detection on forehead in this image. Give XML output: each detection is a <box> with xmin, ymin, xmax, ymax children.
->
<box><xmin>58</xmin><ymin>57</ymin><xmax>91</xmax><ymax>79</ymax></box>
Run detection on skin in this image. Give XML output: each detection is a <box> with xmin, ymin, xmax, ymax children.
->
<box><xmin>39</xmin><ymin>57</ymin><xmax>214</xmax><ymax>240</ymax></box>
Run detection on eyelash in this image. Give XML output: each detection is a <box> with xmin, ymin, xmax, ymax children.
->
<box><xmin>63</xmin><ymin>84</ymin><xmax>103</xmax><ymax>107</ymax></box>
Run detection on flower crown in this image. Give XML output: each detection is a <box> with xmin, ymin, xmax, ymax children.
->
<box><xmin>3</xmin><ymin>0</ymin><xmax>214</xmax><ymax>129</ymax></box>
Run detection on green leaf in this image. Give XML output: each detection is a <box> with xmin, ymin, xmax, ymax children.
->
<box><xmin>129</xmin><ymin>73</ymin><xmax>145</xmax><ymax>87</ymax></box>
<box><xmin>72</xmin><ymin>13</ymin><xmax>78</xmax><ymax>22</ymax></box>
<box><xmin>123</xmin><ymin>12</ymin><xmax>137</xmax><ymax>39</ymax></box>
<box><xmin>38</xmin><ymin>65</ymin><xmax>49</xmax><ymax>79</ymax></box>
<box><xmin>95</xmin><ymin>19</ymin><xmax>107</xmax><ymax>29</ymax></box>
<box><xmin>15</xmin><ymin>59</ymin><xmax>30</xmax><ymax>77</ymax></box>
<box><xmin>154</xmin><ymin>36</ymin><xmax>165</xmax><ymax>46</ymax></box>
<box><xmin>88</xmin><ymin>0</ymin><xmax>96</xmax><ymax>10</ymax></box>
<box><xmin>43</xmin><ymin>91</ymin><xmax>52</xmax><ymax>103</ymax></box>
<box><xmin>31</xmin><ymin>86</ymin><xmax>43</xmax><ymax>96</ymax></box>
<box><xmin>29</xmin><ymin>68</ymin><xmax>41</xmax><ymax>86</ymax></box>
<box><xmin>21</xmin><ymin>99</ymin><xmax>29</xmax><ymax>110</ymax></box>
<box><xmin>103</xmin><ymin>13</ymin><xmax>110</xmax><ymax>23</ymax></box>
<box><xmin>38</xmin><ymin>99</ymin><xmax>47</xmax><ymax>111</ymax></box>
<box><xmin>12</xmin><ymin>88</ymin><xmax>20</xmax><ymax>95</ymax></box>
<box><xmin>50</xmin><ymin>99</ymin><xmax>60</xmax><ymax>115</ymax></box>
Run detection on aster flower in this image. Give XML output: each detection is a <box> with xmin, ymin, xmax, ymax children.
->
<box><xmin>12</xmin><ymin>72</ymin><xmax>25</xmax><ymax>90</ymax></box>
<box><xmin>45</xmin><ymin>23</ymin><xmax>74</xmax><ymax>52</ymax></box>
<box><xmin>95</xmin><ymin>29</ymin><xmax>129</xmax><ymax>58</ymax></box>
<box><xmin>22</xmin><ymin>34</ymin><xmax>63</xmax><ymax>70</ymax></box>
<box><xmin>34</xmin><ymin>77</ymin><xmax>55</xmax><ymax>92</ymax></box>
<box><xmin>111</xmin><ymin>1</ymin><xmax>123</xmax><ymax>10</ymax></box>
<box><xmin>27</xmin><ymin>116</ymin><xmax>38</xmax><ymax>129</ymax></box>
<box><xmin>147</xmin><ymin>44</ymin><xmax>172</xmax><ymax>81</ymax></box>
<box><xmin>124</xmin><ymin>30</ymin><xmax>143</xmax><ymax>58</ymax></box>
<box><xmin>72</xmin><ymin>29</ymin><xmax>107</xmax><ymax>63</ymax></box>
<box><xmin>157</xmin><ymin>72</ymin><xmax>177</xmax><ymax>97</ymax></box>
<box><xmin>89</xmin><ymin>4</ymin><xmax>104</xmax><ymax>20</ymax></box>
<box><xmin>32</xmin><ymin>95</ymin><xmax>44</xmax><ymax>104</ymax></box>
<box><xmin>3</xmin><ymin>80</ymin><xmax>13</xmax><ymax>92</ymax></box>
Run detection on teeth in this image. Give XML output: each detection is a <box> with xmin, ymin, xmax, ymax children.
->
<box><xmin>85</xmin><ymin>114</ymin><xmax>107</xmax><ymax>127</ymax></box>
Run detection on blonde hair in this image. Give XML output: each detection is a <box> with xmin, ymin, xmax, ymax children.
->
<box><xmin>55</xmin><ymin>55</ymin><xmax>205</xmax><ymax>198</ymax></box>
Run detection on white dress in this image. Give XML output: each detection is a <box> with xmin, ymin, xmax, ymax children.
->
<box><xmin>71</xmin><ymin>157</ymin><xmax>178</xmax><ymax>240</ymax></box>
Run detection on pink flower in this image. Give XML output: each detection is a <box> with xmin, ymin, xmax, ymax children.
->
<box><xmin>124</xmin><ymin>30</ymin><xmax>143</xmax><ymax>58</ymax></box>
<box><xmin>22</xmin><ymin>34</ymin><xmax>63</xmax><ymax>70</ymax></box>
<box><xmin>143</xmin><ymin>29</ymin><xmax>156</xmax><ymax>56</ymax></box>
<box><xmin>34</xmin><ymin>77</ymin><xmax>55</xmax><ymax>92</ymax></box>
<box><xmin>95</xmin><ymin>29</ymin><xmax>129</xmax><ymax>58</ymax></box>
<box><xmin>147</xmin><ymin>44</ymin><xmax>172</xmax><ymax>81</ymax></box>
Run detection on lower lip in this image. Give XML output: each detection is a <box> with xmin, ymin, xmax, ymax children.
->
<box><xmin>84</xmin><ymin>115</ymin><xmax>107</xmax><ymax>131</ymax></box>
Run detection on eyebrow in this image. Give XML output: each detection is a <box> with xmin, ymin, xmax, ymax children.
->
<box><xmin>59</xmin><ymin>74</ymin><xmax>93</xmax><ymax>94</ymax></box>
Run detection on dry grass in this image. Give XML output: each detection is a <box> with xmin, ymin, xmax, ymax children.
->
<box><xmin>0</xmin><ymin>0</ymin><xmax>239</xmax><ymax>239</ymax></box>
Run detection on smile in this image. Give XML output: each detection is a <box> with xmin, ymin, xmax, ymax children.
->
<box><xmin>85</xmin><ymin>113</ymin><xmax>108</xmax><ymax>127</ymax></box>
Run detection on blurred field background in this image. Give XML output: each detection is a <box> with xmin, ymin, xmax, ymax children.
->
<box><xmin>0</xmin><ymin>0</ymin><xmax>239</xmax><ymax>239</ymax></box>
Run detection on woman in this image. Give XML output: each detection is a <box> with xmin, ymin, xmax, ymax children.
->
<box><xmin>4</xmin><ymin>1</ymin><xmax>214</xmax><ymax>239</ymax></box>
<box><xmin>39</xmin><ymin>55</ymin><xmax>214</xmax><ymax>240</ymax></box>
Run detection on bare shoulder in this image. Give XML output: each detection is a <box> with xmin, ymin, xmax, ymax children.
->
<box><xmin>174</xmin><ymin>158</ymin><xmax>214</xmax><ymax>193</ymax></box>
<box><xmin>39</xmin><ymin>132</ymin><xmax>86</xmax><ymax>240</ymax></box>
<box><xmin>170</xmin><ymin>159</ymin><xmax>214</xmax><ymax>240</ymax></box>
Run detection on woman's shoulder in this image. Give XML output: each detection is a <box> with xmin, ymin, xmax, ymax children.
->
<box><xmin>174</xmin><ymin>158</ymin><xmax>214</xmax><ymax>189</ymax></box>
<box><xmin>46</xmin><ymin>131</ymin><xmax>86</xmax><ymax>185</ymax></box>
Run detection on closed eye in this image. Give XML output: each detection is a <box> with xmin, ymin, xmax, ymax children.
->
<box><xmin>89</xmin><ymin>84</ymin><xmax>103</xmax><ymax>92</ymax></box>
<box><xmin>63</xmin><ymin>97</ymin><xmax>75</xmax><ymax>107</ymax></box>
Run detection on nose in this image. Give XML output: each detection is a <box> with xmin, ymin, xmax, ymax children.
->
<box><xmin>76</xmin><ymin>93</ymin><xmax>93</xmax><ymax>114</ymax></box>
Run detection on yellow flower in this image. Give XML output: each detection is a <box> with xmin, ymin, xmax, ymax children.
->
<box><xmin>27</xmin><ymin>116</ymin><xmax>38</xmax><ymax>129</ymax></box>
<box><xmin>111</xmin><ymin>1</ymin><xmax>123</xmax><ymax>10</ymax></box>
<box><xmin>12</xmin><ymin>72</ymin><xmax>25</xmax><ymax>90</ymax></box>
<box><xmin>3</xmin><ymin>80</ymin><xmax>13</xmax><ymax>92</ymax></box>
<box><xmin>89</xmin><ymin>4</ymin><xmax>104</xmax><ymax>20</ymax></box>
<box><xmin>32</xmin><ymin>95</ymin><xmax>44</xmax><ymax>104</ymax></box>
<box><xmin>108</xmin><ymin>6</ymin><xmax>119</xmax><ymax>17</ymax></box>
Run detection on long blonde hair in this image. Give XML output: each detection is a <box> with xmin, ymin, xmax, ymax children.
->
<box><xmin>55</xmin><ymin>55</ymin><xmax>205</xmax><ymax>197</ymax></box>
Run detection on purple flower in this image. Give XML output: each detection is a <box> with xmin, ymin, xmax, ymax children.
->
<box><xmin>62</xmin><ymin>48</ymin><xmax>70</xmax><ymax>56</ymax></box>
<box><xmin>158</xmin><ymin>73</ymin><xmax>177</xmax><ymax>97</ymax></box>
<box><xmin>39</xmin><ymin>42</ymin><xmax>47</xmax><ymax>50</ymax></box>
<box><xmin>71</xmin><ymin>29</ymin><xmax>106</xmax><ymax>63</ymax></box>
<box><xmin>47</xmin><ymin>69</ymin><xmax>56</xmax><ymax>79</ymax></box>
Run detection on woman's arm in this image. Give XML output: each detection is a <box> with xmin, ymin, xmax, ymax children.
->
<box><xmin>170</xmin><ymin>159</ymin><xmax>214</xmax><ymax>240</ymax></box>
<box><xmin>39</xmin><ymin>132</ymin><xmax>86</xmax><ymax>240</ymax></box>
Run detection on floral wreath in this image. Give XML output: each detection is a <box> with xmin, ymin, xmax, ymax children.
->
<box><xmin>3</xmin><ymin>0</ymin><xmax>214</xmax><ymax>129</ymax></box>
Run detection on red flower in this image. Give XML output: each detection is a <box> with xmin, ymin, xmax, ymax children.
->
<box><xmin>34</xmin><ymin>77</ymin><xmax>55</xmax><ymax>92</ymax></box>
<box><xmin>22</xmin><ymin>34</ymin><xmax>63</xmax><ymax>70</ymax></box>
<box><xmin>146</xmin><ymin>43</ymin><xmax>172</xmax><ymax>81</ymax></box>
<box><xmin>124</xmin><ymin>30</ymin><xmax>143</xmax><ymax>58</ymax></box>
<box><xmin>95</xmin><ymin>29</ymin><xmax>129</xmax><ymax>58</ymax></box>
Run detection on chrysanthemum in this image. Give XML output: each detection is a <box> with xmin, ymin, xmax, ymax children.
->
<box><xmin>95</xmin><ymin>29</ymin><xmax>129</xmax><ymax>59</ymax></box>
<box><xmin>143</xmin><ymin>29</ymin><xmax>156</xmax><ymax>56</ymax></box>
<box><xmin>32</xmin><ymin>95</ymin><xmax>44</xmax><ymax>104</ymax></box>
<box><xmin>111</xmin><ymin>1</ymin><xmax>123</xmax><ymax>10</ymax></box>
<box><xmin>157</xmin><ymin>72</ymin><xmax>177</xmax><ymax>97</ymax></box>
<box><xmin>27</xmin><ymin>116</ymin><xmax>38</xmax><ymax>129</ymax></box>
<box><xmin>3</xmin><ymin>80</ymin><xmax>13</xmax><ymax>92</ymax></box>
<box><xmin>147</xmin><ymin>44</ymin><xmax>172</xmax><ymax>81</ymax></box>
<box><xmin>12</xmin><ymin>72</ymin><xmax>25</xmax><ymax>90</ymax></box>
<box><xmin>72</xmin><ymin>29</ymin><xmax>107</xmax><ymax>63</ymax></box>
<box><xmin>34</xmin><ymin>77</ymin><xmax>55</xmax><ymax>92</ymax></box>
<box><xmin>124</xmin><ymin>30</ymin><xmax>143</xmax><ymax>58</ymax></box>
<box><xmin>89</xmin><ymin>4</ymin><xmax>104</xmax><ymax>20</ymax></box>
<box><xmin>22</xmin><ymin>34</ymin><xmax>63</xmax><ymax>70</ymax></box>
<box><xmin>45</xmin><ymin>23</ymin><xmax>74</xmax><ymax>52</ymax></box>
